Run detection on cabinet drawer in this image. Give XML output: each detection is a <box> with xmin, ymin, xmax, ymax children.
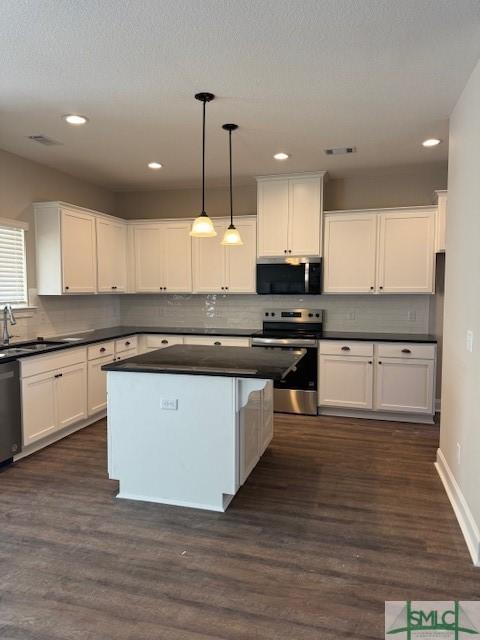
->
<box><xmin>21</xmin><ymin>347</ymin><xmax>87</xmax><ymax>379</ymax></box>
<box><xmin>183</xmin><ymin>336</ymin><xmax>250</xmax><ymax>347</ymax></box>
<box><xmin>376</xmin><ymin>343</ymin><xmax>435</xmax><ymax>360</ymax></box>
<box><xmin>319</xmin><ymin>341</ymin><xmax>373</xmax><ymax>357</ymax></box>
<box><xmin>87</xmin><ymin>341</ymin><xmax>115</xmax><ymax>361</ymax></box>
<box><xmin>115</xmin><ymin>335</ymin><xmax>137</xmax><ymax>353</ymax></box>
<box><xmin>142</xmin><ymin>334</ymin><xmax>184</xmax><ymax>351</ymax></box>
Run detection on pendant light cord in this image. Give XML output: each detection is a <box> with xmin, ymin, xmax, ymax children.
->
<box><xmin>202</xmin><ymin>99</ymin><xmax>206</xmax><ymax>215</ymax></box>
<box><xmin>229</xmin><ymin>129</ymin><xmax>233</xmax><ymax>225</ymax></box>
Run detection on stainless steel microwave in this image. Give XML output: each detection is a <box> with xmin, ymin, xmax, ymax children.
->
<box><xmin>256</xmin><ymin>258</ymin><xmax>322</xmax><ymax>295</ymax></box>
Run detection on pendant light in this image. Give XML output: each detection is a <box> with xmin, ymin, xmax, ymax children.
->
<box><xmin>221</xmin><ymin>123</ymin><xmax>243</xmax><ymax>246</ymax></box>
<box><xmin>190</xmin><ymin>92</ymin><xmax>217</xmax><ymax>237</ymax></box>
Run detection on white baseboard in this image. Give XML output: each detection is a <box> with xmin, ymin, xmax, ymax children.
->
<box><xmin>435</xmin><ymin>448</ymin><xmax>480</xmax><ymax>566</ymax></box>
<box><xmin>317</xmin><ymin>407</ymin><xmax>434</xmax><ymax>424</ymax></box>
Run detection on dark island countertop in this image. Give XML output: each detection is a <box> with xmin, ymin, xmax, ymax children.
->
<box><xmin>102</xmin><ymin>344</ymin><xmax>306</xmax><ymax>380</ymax></box>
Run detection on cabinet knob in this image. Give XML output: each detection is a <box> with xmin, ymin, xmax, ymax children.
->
<box><xmin>100</xmin><ymin>347</ymin><xmax>106</xmax><ymax>353</ymax></box>
<box><xmin>379</xmin><ymin>286</ymin><xmax>384</xmax><ymax>290</ymax></box>
<box><xmin>221</xmin><ymin>286</ymin><xmax>225</xmax><ymax>290</ymax></box>
<box><xmin>111</xmin><ymin>285</ymin><xmax>117</xmax><ymax>290</ymax></box>
<box><xmin>214</xmin><ymin>341</ymin><xmax>222</xmax><ymax>346</ymax></box>
<box><xmin>288</xmin><ymin>250</ymin><xmax>292</xmax><ymax>254</ymax></box>
<box><xmin>401</xmin><ymin>348</ymin><xmax>412</xmax><ymax>354</ymax></box>
<box><xmin>65</xmin><ymin>286</ymin><xmax>70</xmax><ymax>290</ymax></box>
<box><xmin>284</xmin><ymin>249</ymin><xmax>287</xmax><ymax>254</ymax></box>
<box><xmin>54</xmin><ymin>373</ymin><xmax>63</xmax><ymax>378</ymax></box>
<box><xmin>225</xmin><ymin>286</ymin><xmax>229</xmax><ymax>290</ymax></box>
<box><xmin>378</xmin><ymin>361</ymin><xmax>382</xmax><ymax>365</ymax></box>
<box><xmin>125</xmin><ymin>341</ymin><xmax>130</xmax><ymax>346</ymax></box>
<box><xmin>161</xmin><ymin>339</ymin><xmax>168</xmax><ymax>344</ymax></box>
<box><xmin>341</xmin><ymin>346</ymin><xmax>351</xmax><ymax>351</ymax></box>
<box><xmin>368</xmin><ymin>360</ymin><xmax>373</xmax><ymax>364</ymax></box>
<box><xmin>370</xmin><ymin>286</ymin><xmax>374</xmax><ymax>291</ymax></box>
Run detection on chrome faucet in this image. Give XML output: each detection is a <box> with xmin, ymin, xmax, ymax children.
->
<box><xmin>2</xmin><ymin>305</ymin><xmax>16</xmax><ymax>346</ymax></box>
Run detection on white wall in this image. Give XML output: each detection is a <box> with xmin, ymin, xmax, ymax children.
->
<box><xmin>438</xmin><ymin>58</ymin><xmax>480</xmax><ymax>564</ymax></box>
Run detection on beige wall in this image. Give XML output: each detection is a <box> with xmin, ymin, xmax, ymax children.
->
<box><xmin>114</xmin><ymin>162</ymin><xmax>447</xmax><ymax>219</ymax></box>
<box><xmin>114</xmin><ymin>184</ymin><xmax>257</xmax><ymax>220</ymax></box>
<box><xmin>439</xmin><ymin>58</ymin><xmax>480</xmax><ymax>563</ymax></box>
<box><xmin>325</xmin><ymin>162</ymin><xmax>448</xmax><ymax>210</ymax></box>
<box><xmin>0</xmin><ymin>148</ymin><xmax>115</xmax><ymax>287</ymax></box>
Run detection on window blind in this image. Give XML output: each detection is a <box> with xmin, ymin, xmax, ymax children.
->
<box><xmin>0</xmin><ymin>224</ymin><xmax>28</xmax><ymax>306</ymax></box>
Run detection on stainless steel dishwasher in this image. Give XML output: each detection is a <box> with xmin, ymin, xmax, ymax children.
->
<box><xmin>0</xmin><ymin>360</ymin><xmax>21</xmax><ymax>465</ymax></box>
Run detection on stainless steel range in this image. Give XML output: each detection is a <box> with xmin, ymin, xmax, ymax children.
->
<box><xmin>251</xmin><ymin>308</ymin><xmax>323</xmax><ymax>415</ymax></box>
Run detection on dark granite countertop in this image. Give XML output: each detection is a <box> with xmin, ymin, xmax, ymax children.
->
<box><xmin>102</xmin><ymin>345</ymin><xmax>305</xmax><ymax>380</ymax></box>
<box><xmin>320</xmin><ymin>332</ymin><xmax>437</xmax><ymax>343</ymax></box>
<box><xmin>0</xmin><ymin>325</ymin><xmax>437</xmax><ymax>364</ymax></box>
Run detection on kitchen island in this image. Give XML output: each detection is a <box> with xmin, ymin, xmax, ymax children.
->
<box><xmin>103</xmin><ymin>345</ymin><xmax>304</xmax><ymax>511</ymax></box>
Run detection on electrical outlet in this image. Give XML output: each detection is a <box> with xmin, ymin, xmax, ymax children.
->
<box><xmin>161</xmin><ymin>398</ymin><xmax>178</xmax><ymax>410</ymax></box>
<box><xmin>457</xmin><ymin>442</ymin><xmax>461</xmax><ymax>464</ymax></box>
<box><xmin>408</xmin><ymin>311</ymin><xmax>416</xmax><ymax>322</ymax></box>
<box><xmin>466</xmin><ymin>330</ymin><xmax>474</xmax><ymax>353</ymax></box>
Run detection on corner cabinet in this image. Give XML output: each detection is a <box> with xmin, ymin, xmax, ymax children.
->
<box><xmin>192</xmin><ymin>217</ymin><xmax>256</xmax><ymax>294</ymax></box>
<box><xmin>323</xmin><ymin>207</ymin><xmax>436</xmax><ymax>294</ymax></box>
<box><xmin>34</xmin><ymin>202</ymin><xmax>127</xmax><ymax>295</ymax></box>
<box><xmin>256</xmin><ymin>172</ymin><xmax>325</xmax><ymax>258</ymax></box>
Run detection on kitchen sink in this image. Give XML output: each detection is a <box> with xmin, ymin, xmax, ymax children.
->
<box><xmin>0</xmin><ymin>340</ymin><xmax>65</xmax><ymax>358</ymax></box>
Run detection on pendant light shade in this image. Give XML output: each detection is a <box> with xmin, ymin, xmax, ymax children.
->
<box><xmin>221</xmin><ymin>123</ymin><xmax>243</xmax><ymax>246</ymax></box>
<box><xmin>190</xmin><ymin>92</ymin><xmax>217</xmax><ymax>238</ymax></box>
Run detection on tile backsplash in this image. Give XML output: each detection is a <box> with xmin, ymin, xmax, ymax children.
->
<box><xmin>119</xmin><ymin>293</ymin><xmax>431</xmax><ymax>333</ymax></box>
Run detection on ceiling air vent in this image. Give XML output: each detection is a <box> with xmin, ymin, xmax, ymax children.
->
<box><xmin>324</xmin><ymin>146</ymin><xmax>357</xmax><ymax>155</ymax></box>
<box><xmin>27</xmin><ymin>135</ymin><xmax>63</xmax><ymax>146</ymax></box>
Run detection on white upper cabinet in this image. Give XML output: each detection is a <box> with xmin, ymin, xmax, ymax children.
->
<box><xmin>161</xmin><ymin>222</ymin><xmax>192</xmax><ymax>293</ymax></box>
<box><xmin>96</xmin><ymin>218</ymin><xmax>127</xmax><ymax>293</ymax></box>
<box><xmin>193</xmin><ymin>217</ymin><xmax>256</xmax><ymax>294</ymax></box>
<box><xmin>61</xmin><ymin>208</ymin><xmax>97</xmax><ymax>293</ymax></box>
<box><xmin>132</xmin><ymin>224</ymin><xmax>163</xmax><ymax>292</ymax></box>
<box><xmin>435</xmin><ymin>190</ymin><xmax>447</xmax><ymax>253</ymax></box>
<box><xmin>377</xmin><ymin>210</ymin><xmax>435</xmax><ymax>294</ymax></box>
<box><xmin>257</xmin><ymin>172</ymin><xmax>325</xmax><ymax>258</ymax></box>
<box><xmin>323</xmin><ymin>207</ymin><xmax>436</xmax><ymax>294</ymax></box>
<box><xmin>323</xmin><ymin>213</ymin><xmax>377</xmax><ymax>293</ymax></box>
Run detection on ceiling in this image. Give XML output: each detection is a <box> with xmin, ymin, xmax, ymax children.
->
<box><xmin>1</xmin><ymin>0</ymin><xmax>479</xmax><ymax>191</ymax></box>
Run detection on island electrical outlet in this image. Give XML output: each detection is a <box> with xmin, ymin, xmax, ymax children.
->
<box><xmin>161</xmin><ymin>399</ymin><xmax>178</xmax><ymax>410</ymax></box>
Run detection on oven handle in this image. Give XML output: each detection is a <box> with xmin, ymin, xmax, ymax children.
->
<box><xmin>251</xmin><ymin>338</ymin><xmax>318</xmax><ymax>348</ymax></box>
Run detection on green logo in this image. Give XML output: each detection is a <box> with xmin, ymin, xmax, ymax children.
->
<box><xmin>386</xmin><ymin>601</ymin><xmax>480</xmax><ymax>639</ymax></box>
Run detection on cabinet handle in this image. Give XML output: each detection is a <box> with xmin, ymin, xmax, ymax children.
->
<box><xmin>54</xmin><ymin>373</ymin><xmax>63</xmax><ymax>378</ymax></box>
<box><xmin>401</xmin><ymin>348</ymin><xmax>412</xmax><ymax>354</ymax></box>
<box><xmin>111</xmin><ymin>285</ymin><xmax>117</xmax><ymax>290</ymax></box>
<box><xmin>100</xmin><ymin>347</ymin><xmax>106</xmax><ymax>353</ymax></box>
<box><xmin>221</xmin><ymin>286</ymin><xmax>225</xmax><ymax>290</ymax></box>
<box><xmin>214</xmin><ymin>341</ymin><xmax>222</xmax><ymax>346</ymax></box>
<box><xmin>161</xmin><ymin>339</ymin><xmax>168</xmax><ymax>344</ymax></box>
<box><xmin>378</xmin><ymin>361</ymin><xmax>382</xmax><ymax>365</ymax></box>
<box><xmin>379</xmin><ymin>286</ymin><xmax>384</xmax><ymax>290</ymax></box>
<box><xmin>125</xmin><ymin>341</ymin><xmax>131</xmax><ymax>347</ymax></box>
<box><xmin>370</xmin><ymin>286</ymin><xmax>374</xmax><ymax>291</ymax></box>
<box><xmin>341</xmin><ymin>346</ymin><xmax>351</xmax><ymax>351</ymax></box>
<box><xmin>284</xmin><ymin>249</ymin><xmax>287</xmax><ymax>254</ymax></box>
<box><xmin>65</xmin><ymin>286</ymin><xmax>70</xmax><ymax>291</ymax></box>
<box><xmin>368</xmin><ymin>361</ymin><xmax>373</xmax><ymax>364</ymax></box>
<box><xmin>288</xmin><ymin>250</ymin><xmax>292</xmax><ymax>254</ymax></box>
<box><xmin>225</xmin><ymin>286</ymin><xmax>229</xmax><ymax>290</ymax></box>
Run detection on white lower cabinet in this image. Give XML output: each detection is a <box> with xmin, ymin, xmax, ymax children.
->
<box><xmin>21</xmin><ymin>348</ymin><xmax>88</xmax><ymax>446</ymax></box>
<box><xmin>239</xmin><ymin>381</ymin><xmax>273</xmax><ymax>485</ymax></box>
<box><xmin>88</xmin><ymin>355</ymin><xmax>113</xmax><ymax>415</ymax></box>
<box><xmin>140</xmin><ymin>334</ymin><xmax>184</xmax><ymax>353</ymax></box>
<box><xmin>183</xmin><ymin>336</ymin><xmax>250</xmax><ymax>347</ymax></box>
<box><xmin>318</xmin><ymin>354</ymin><xmax>373</xmax><ymax>409</ymax></box>
<box><xmin>318</xmin><ymin>341</ymin><xmax>436</xmax><ymax>419</ymax></box>
<box><xmin>374</xmin><ymin>357</ymin><xmax>435</xmax><ymax>414</ymax></box>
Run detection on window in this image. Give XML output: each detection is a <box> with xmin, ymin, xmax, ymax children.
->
<box><xmin>0</xmin><ymin>222</ymin><xmax>28</xmax><ymax>307</ymax></box>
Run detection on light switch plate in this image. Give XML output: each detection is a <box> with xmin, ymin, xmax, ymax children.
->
<box><xmin>161</xmin><ymin>398</ymin><xmax>178</xmax><ymax>410</ymax></box>
<box><xmin>466</xmin><ymin>330</ymin><xmax>474</xmax><ymax>353</ymax></box>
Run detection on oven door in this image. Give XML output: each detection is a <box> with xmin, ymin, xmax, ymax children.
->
<box><xmin>251</xmin><ymin>341</ymin><xmax>318</xmax><ymax>415</ymax></box>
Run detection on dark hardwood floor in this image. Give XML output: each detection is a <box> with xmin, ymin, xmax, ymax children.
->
<box><xmin>0</xmin><ymin>414</ymin><xmax>478</xmax><ymax>640</ymax></box>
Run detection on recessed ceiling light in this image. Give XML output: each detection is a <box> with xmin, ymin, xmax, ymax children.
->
<box><xmin>422</xmin><ymin>138</ymin><xmax>441</xmax><ymax>147</ymax></box>
<box><xmin>63</xmin><ymin>114</ymin><xmax>89</xmax><ymax>126</ymax></box>
<box><xmin>273</xmin><ymin>152</ymin><xmax>290</xmax><ymax>160</ymax></box>
<box><xmin>148</xmin><ymin>162</ymin><xmax>163</xmax><ymax>170</ymax></box>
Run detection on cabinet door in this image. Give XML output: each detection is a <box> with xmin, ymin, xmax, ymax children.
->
<box><xmin>56</xmin><ymin>363</ymin><xmax>87</xmax><ymax>430</ymax></box>
<box><xmin>21</xmin><ymin>372</ymin><xmax>57</xmax><ymax>446</ymax></box>
<box><xmin>257</xmin><ymin>179</ymin><xmax>289</xmax><ymax>257</ymax></box>
<box><xmin>318</xmin><ymin>355</ymin><xmax>373</xmax><ymax>409</ymax></box>
<box><xmin>323</xmin><ymin>214</ymin><xmax>377</xmax><ymax>293</ymax></box>
<box><xmin>133</xmin><ymin>225</ymin><xmax>163</xmax><ymax>292</ymax></box>
<box><xmin>240</xmin><ymin>390</ymin><xmax>261</xmax><ymax>484</ymax></box>
<box><xmin>192</xmin><ymin>223</ymin><xmax>225</xmax><ymax>293</ymax></box>
<box><xmin>375</xmin><ymin>358</ymin><xmax>434</xmax><ymax>414</ymax></box>
<box><xmin>160</xmin><ymin>222</ymin><xmax>192</xmax><ymax>293</ymax></box>
<box><xmin>377</xmin><ymin>211</ymin><xmax>435</xmax><ymax>293</ymax></box>
<box><xmin>61</xmin><ymin>209</ymin><xmax>97</xmax><ymax>293</ymax></box>
<box><xmin>225</xmin><ymin>219</ymin><xmax>256</xmax><ymax>293</ymax></box>
<box><xmin>259</xmin><ymin>381</ymin><xmax>274</xmax><ymax>455</ymax></box>
<box><xmin>96</xmin><ymin>219</ymin><xmax>127</xmax><ymax>293</ymax></box>
<box><xmin>87</xmin><ymin>355</ymin><xmax>112</xmax><ymax>416</ymax></box>
<box><xmin>288</xmin><ymin>177</ymin><xmax>322</xmax><ymax>256</ymax></box>
<box><xmin>114</xmin><ymin>347</ymin><xmax>137</xmax><ymax>362</ymax></box>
